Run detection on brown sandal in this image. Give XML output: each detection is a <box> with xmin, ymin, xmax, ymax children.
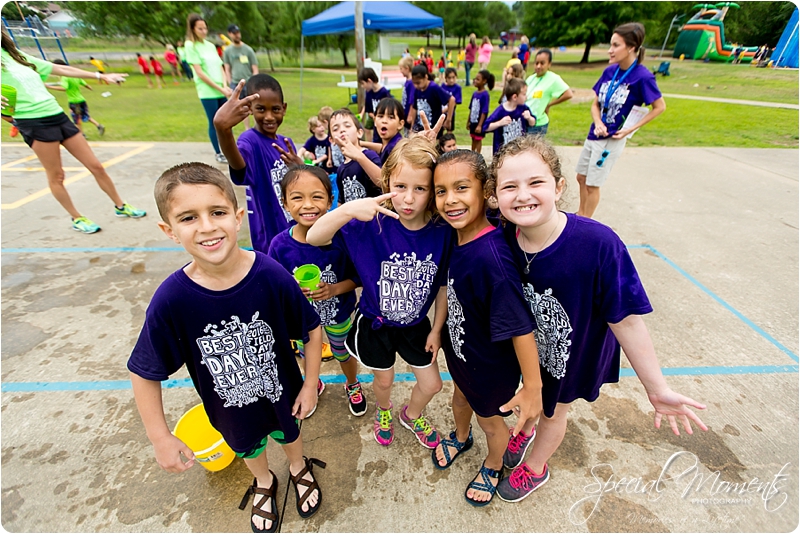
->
<box><xmin>289</xmin><ymin>457</ymin><xmax>326</xmax><ymax>518</ymax></box>
<box><xmin>238</xmin><ymin>472</ymin><xmax>279</xmax><ymax>533</ymax></box>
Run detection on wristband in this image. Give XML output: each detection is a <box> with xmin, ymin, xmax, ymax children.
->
<box><xmin>95</xmin><ymin>72</ymin><xmax>101</xmax><ymax>80</ymax></box>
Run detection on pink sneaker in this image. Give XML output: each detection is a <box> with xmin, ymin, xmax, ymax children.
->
<box><xmin>399</xmin><ymin>405</ymin><xmax>440</xmax><ymax>449</ymax></box>
<box><xmin>374</xmin><ymin>403</ymin><xmax>394</xmax><ymax>446</ymax></box>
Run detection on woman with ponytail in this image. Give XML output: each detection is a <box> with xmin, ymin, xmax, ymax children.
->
<box><xmin>1</xmin><ymin>28</ymin><xmax>146</xmax><ymax>234</ymax></box>
<box><xmin>574</xmin><ymin>22</ymin><xmax>666</xmax><ymax>219</ymax></box>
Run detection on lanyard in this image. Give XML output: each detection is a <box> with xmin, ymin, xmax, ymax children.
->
<box><xmin>602</xmin><ymin>60</ymin><xmax>637</xmax><ymax>123</ymax></box>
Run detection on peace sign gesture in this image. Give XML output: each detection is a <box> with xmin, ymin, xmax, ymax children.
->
<box><xmin>212</xmin><ymin>80</ymin><xmax>259</xmax><ymax>131</ymax></box>
<box><xmin>412</xmin><ymin>110</ymin><xmax>446</xmax><ymax>143</ymax></box>
<box><xmin>343</xmin><ymin>193</ymin><xmax>400</xmax><ymax>222</ymax></box>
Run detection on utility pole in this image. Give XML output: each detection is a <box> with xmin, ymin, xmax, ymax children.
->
<box><xmin>355</xmin><ymin>1</ymin><xmax>365</xmax><ymax>114</ymax></box>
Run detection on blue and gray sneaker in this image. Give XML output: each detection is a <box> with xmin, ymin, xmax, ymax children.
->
<box><xmin>114</xmin><ymin>203</ymin><xmax>146</xmax><ymax>218</ymax></box>
<box><xmin>71</xmin><ymin>216</ymin><xmax>101</xmax><ymax>234</ymax></box>
<box><xmin>497</xmin><ymin>463</ymin><xmax>550</xmax><ymax>503</ymax></box>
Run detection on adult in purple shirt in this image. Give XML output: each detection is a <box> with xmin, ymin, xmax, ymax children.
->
<box><xmin>464</xmin><ymin>34</ymin><xmax>478</xmax><ymax>85</ymax></box>
<box><xmin>575</xmin><ymin>22</ymin><xmax>666</xmax><ymax>219</ymax></box>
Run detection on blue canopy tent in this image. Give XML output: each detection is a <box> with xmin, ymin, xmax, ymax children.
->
<box><xmin>299</xmin><ymin>1</ymin><xmax>444</xmax><ymax>110</ymax></box>
<box><xmin>773</xmin><ymin>7</ymin><xmax>799</xmax><ymax>68</ymax></box>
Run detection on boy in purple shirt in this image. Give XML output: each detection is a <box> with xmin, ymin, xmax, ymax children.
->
<box><xmin>398</xmin><ymin>56</ymin><xmax>416</xmax><ymax>133</ymax></box>
<box><xmin>329</xmin><ymin>108</ymin><xmax>382</xmax><ymax>204</ymax></box>
<box><xmin>359</xmin><ymin>67</ymin><xmax>392</xmax><ymax>143</ymax></box>
<box><xmin>485</xmin><ymin>78</ymin><xmax>536</xmax><ymax>155</ymax></box>
<box><xmin>408</xmin><ymin>65</ymin><xmax>455</xmax><ymax>135</ymax></box>
<box><xmin>215</xmin><ymin>75</ymin><xmax>302</xmax><ymax>253</ymax></box>
<box><xmin>442</xmin><ymin>67</ymin><xmax>463</xmax><ymax>133</ymax></box>
<box><xmin>299</xmin><ymin>116</ymin><xmax>330</xmax><ymax>167</ymax></box>
<box><xmin>129</xmin><ymin>162</ymin><xmax>324</xmax><ymax>532</ymax></box>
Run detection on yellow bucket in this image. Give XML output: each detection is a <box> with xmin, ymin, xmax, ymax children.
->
<box><xmin>173</xmin><ymin>403</ymin><xmax>236</xmax><ymax>472</ymax></box>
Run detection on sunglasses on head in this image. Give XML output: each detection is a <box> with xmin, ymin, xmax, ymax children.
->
<box><xmin>596</xmin><ymin>150</ymin><xmax>610</xmax><ymax>167</ymax></box>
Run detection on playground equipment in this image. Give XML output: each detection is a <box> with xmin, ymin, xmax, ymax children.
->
<box><xmin>673</xmin><ymin>3</ymin><xmax>758</xmax><ymax>63</ymax></box>
<box><xmin>2</xmin><ymin>15</ymin><xmax>68</xmax><ymax>63</ymax></box>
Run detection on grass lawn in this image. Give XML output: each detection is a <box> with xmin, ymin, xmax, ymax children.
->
<box><xmin>2</xmin><ymin>54</ymin><xmax>797</xmax><ymax>149</ymax></box>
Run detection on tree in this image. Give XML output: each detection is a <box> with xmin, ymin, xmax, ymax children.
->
<box><xmin>723</xmin><ymin>1</ymin><xmax>796</xmax><ymax>47</ymax></box>
<box><xmin>519</xmin><ymin>1</ymin><xmax>661</xmax><ymax>63</ymax></box>
<box><xmin>67</xmin><ymin>1</ymin><xmax>196</xmax><ymax>46</ymax></box>
<box><xmin>486</xmin><ymin>2</ymin><xmax>515</xmax><ymax>40</ymax></box>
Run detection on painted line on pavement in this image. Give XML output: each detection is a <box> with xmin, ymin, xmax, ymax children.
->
<box><xmin>2</xmin><ymin>365</ymin><xmax>797</xmax><ymax>393</ymax></box>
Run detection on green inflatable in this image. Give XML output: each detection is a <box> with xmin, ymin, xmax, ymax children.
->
<box><xmin>673</xmin><ymin>2</ymin><xmax>758</xmax><ymax>63</ymax></box>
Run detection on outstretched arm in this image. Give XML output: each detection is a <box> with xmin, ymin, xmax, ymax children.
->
<box><xmin>307</xmin><ymin>193</ymin><xmax>399</xmax><ymax>246</ymax></box>
<box><xmin>213</xmin><ymin>80</ymin><xmax>259</xmax><ymax>170</ymax></box>
<box><xmin>610</xmin><ymin>315</ymin><xmax>707</xmax><ymax>435</ymax></box>
<box><xmin>49</xmin><ymin>63</ymin><xmax>127</xmax><ymax>84</ymax></box>
<box><xmin>130</xmin><ymin>373</ymin><xmax>196</xmax><ymax>472</ymax></box>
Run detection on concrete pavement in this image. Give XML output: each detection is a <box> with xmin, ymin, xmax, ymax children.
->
<box><xmin>1</xmin><ymin>142</ymin><xmax>797</xmax><ymax>532</ymax></box>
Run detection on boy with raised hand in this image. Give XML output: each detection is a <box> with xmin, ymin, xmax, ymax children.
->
<box><xmin>128</xmin><ymin>162</ymin><xmax>324</xmax><ymax>533</ymax></box>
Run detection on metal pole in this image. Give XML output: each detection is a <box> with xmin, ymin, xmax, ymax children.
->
<box><xmin>441</xmin><ymin>27</ymin><xmax>446</xmax><ymax>66</ymax></box>
<box><xmin>300</xmin><ymin>34</ymin><xmax>304</xmax><ymax>113</ymax></box>
<box><xmin>660</xmin><ymin>15</ymin><xmax>678</xmax><ymax>59</ymax></box>
<box><xmin>354</xmin><ymin>1</ymin><xmax>365</xmax><ymax>113</ymax></box>
<box><xmin>53</xmin><ymin>31</ymin><xmax>68</xmax><ymax>64</ymax></box>
<box><xmin>2</xmin><ymin>17</ymin><xmax>19</xmax><ymax>47</ymax></box>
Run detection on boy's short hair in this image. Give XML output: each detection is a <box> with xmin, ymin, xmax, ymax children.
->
<box><xmin>307</xmin><ymin>116</ymin><xmax>321</xmax><ymax>132</ymax></box>
<box><xmin>317</xmin><ymin>106</ymin><xmax>334</xmax><ymax>124</ymax></box>
<box><xmin>375</xmin><ymin>97</ymin><xmax>404</xmax><ymax>119</ymax></box>
<box><xmin>503</xmin><ymin>78</ymin><xmax>526</xmax><ymax>100</ymax></box>
<box><xmin>328</xmin><ymin>108</ymin><xmax>363</xmax><ymax>134</ymax></box>
<box><xmin>358</xmin><ymin>67</ymin><xmax>378</xmax><ymax>83</ymax></box>
<box><xmin>154</xmin><ymin>162</ymin><xmax>238</xmax><ymax>222</ymax></box>
<box><xmin>398</xmin><ymin>56</ymin><xmax>413</xmax><ymax>70</ymax></box>
<box><xmin>244</xmin><ymin>74</ymin><xmax>284</xmax><ymax>102</ymax></box>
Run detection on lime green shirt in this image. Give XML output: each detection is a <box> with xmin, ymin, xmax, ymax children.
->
<box><xmin>60</xmin><ymin>76</ymin><xmax>89</xmax><ymax>104</ymax></box>
<box><xmin>183</xmin><ymin>39</ymin><xmax>224</xmax><ymax>100</ymax></box>
<box><xmin>524</xmin><ymin>71</ymin><xmax>570</xmax><ymax>126</ymax></box>
<box><xmin>1</xmin><ymin>50</ymin><xmax>63</xmax><ymax>119</ymax></box>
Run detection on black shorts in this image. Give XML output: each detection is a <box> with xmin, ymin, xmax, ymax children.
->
<box><xmin>345</xmin><ymin>310</ymin><xmax>434</xmax><ymax>370</ymax></box>
<box><xmin>468</xmin><ymin>122</ymin><xmax>485</xmax><ymax>140</ymax></box>
<box><xmin>15</xmin><ymin>112</ymin><xmax>81</xmax><ymax>148</ymax></box>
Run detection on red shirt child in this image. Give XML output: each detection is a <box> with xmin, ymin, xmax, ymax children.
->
<box><xmin>150</xmin><ymin>57</ymin><xmax>164</xmax><ymax>76</ymax></box>
<box><xmin>425</xmin><ymin>56</ymin><xmax>433</xmax><ymax>72</ymax></box>
<box><xmin>137</xmin><ymin>54</ymin><xmax>150</xmax><ymax>74</ymax></box>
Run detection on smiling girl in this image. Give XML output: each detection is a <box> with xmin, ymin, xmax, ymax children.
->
<box><xmin>488</xmin><ymin>135</ymin><xmax>706</xmax><ymax>503</ymax></box>
<box><xmin>267</xmin><ymin>165</ymin><xmax>366</xmax><ymax>418</ymax></box>
<box><xmin>307</xmin><ymin>137</ymin><xmax>454</xmax><ymax>451</ymax></box>
<box><xmin>432</xmin><ymin>150</ymin><xmax>543</xmax><ymax>507</ymax></box>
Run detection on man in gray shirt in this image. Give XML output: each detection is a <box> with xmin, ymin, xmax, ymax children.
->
<box><xmin>223</xmin><ymin>24</ymin><xmax>259</xmax><ymax>128</ymax></box>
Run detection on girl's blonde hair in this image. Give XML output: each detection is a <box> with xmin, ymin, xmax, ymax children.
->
<box><xmin>508</xmin><ymin>63</ymin><xmax>524</xmax><ymax>80</ymax></box>
<box><xmin>398</xmin><ymin>56</ymin><xmax>414</xmax><ymax>70</ymax></box>
<box><xmin>487</xmin><ymin>135</ymin><xmax>568</xmax><ymax>210</ymax></box>
<box><xmin>381</xmin><ymin>136</ymin><xmax>438</xmax><ymax>215</ymax></box>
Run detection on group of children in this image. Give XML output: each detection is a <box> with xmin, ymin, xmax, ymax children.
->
<box><xmin>128</xmin><ymin>70</ymin><xmax>707</xmax><ymax>532</ymax></box>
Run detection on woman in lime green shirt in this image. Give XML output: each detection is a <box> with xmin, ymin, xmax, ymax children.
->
<box><xmin>1</xmin><ymin>28</ymin><xmax>146</xmax><ymax>234</ymax></box>
<box><xmin>184</xmin><ymin>13</ymin><xmax>232</xmax><ymax>163</ymax></box>
<box><xmin>524</xmin><ymin>49</ymin><xmax>574</xmax><ymax>137</ymax></box>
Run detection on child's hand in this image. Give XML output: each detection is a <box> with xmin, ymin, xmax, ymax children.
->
<box><xmin>274</xmin><ymin>142</ymin><xmax>304</xmax><ymax>166</ymax></box>
<box><xmin>500</xmin><ymin>385</ymin><xmax>543</xmax><ymax>437</ymax></box>
<box><xmin>412</xmin><ymin>110</ymin><xmax>446</xmax><ymax>143</ymax></box>
<box><xmin>152</xmin><ymin>433</ymin><xmax>196</xmax><ymax>473</ymax></box>
<box><xmin>474</xmin><ymin>124</ymin><xmax>483</xmax><ymax>135</ymax></box>
<box><xmin>335</xmin><ymin>136</ymin><xmax>362</xmax><ymax>161</ymax></box>
<box><xmin>498</xmin><ymin>116</ymin><xmax>513</xmax><ymax>127</ymax></box>
<box><xmin>425</xmin><ymin>330</ymin><xmax>441</xmax><ymax>363</ymax></box>
<box><xmin>647</xmin><ymin>388</ymin><xmax>707</xmax><ymax>435</ymax></box>
<box><xmin>213</xmin><ymin>81</ymin><xmax>259</xmax><ymax>131</ymax></box>
<box><xmin>292</xmin><ymin>384</ymin><xmax>318</xmax><ymax>420</ymax></box>
<box><xmin>310</xmin><ymin>281</ymin><xmax>334</xmax><ymax>301</ymax></box>
<box><xmin>343</xmin><ymin>193</ymin><xmax>400</xmax><ymax>222</ymax></box>
<box><xmin>522</xmin><ymin>110</ymin><xmax>532</xmax><ymax>121</ymax></box>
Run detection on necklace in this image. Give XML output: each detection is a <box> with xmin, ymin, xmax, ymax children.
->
<box><xmin>520</xmin><ymin>215</ymin><xmax>560</xmax><ymax>275</ymax></box>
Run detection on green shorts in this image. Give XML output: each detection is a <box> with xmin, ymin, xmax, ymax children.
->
<box><xmin>235</xmin><ymin>420</ymin><xmax>300</xmax><ymax>459</ymax></box>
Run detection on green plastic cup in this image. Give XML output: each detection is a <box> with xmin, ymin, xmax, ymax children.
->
<box><xmin>294</xmin><ymin>264</ymin><xmax>321</xmax><ymax>300</ymax></box>
<box><xmin>1</xmin><ymin>84</ymin><xmax>17</xmax><ymax>116</ymax></box>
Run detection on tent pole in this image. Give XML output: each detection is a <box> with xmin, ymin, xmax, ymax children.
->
<box><xmin>441</xmin><ymin>26</ymin><xmax>446</xmax><ymax>66</ymax></box>
<box><xmin>355</xmin><ymin>1</ymin><xmax>365</xmax><ymax>113</ymax></box>
<box><xmin>300</xmin><ymin>34</ymin><xmax>304</xmax><ymax>113</ymax></box>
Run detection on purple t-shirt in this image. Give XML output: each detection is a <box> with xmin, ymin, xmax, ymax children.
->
<box><xmin>267</xmin><ymin>229</ymin><xmax>357</xmax><ymax>326</ymax></box>
<box><xmin>127</xmin><ymin>252</ymin><xmax>321</xmax><ymax>453</ymax></box>
<box><xmin>303</xmin><ymin>135</ymin><xmax>331</xmax><ymax>163</ymax></box>
<box><xmin>486</xmin><ymin>104</ymin><xmax>533</xmax><ymax>154</ymax></box>
<box><xmin>229</xmin><ymin>129</ymin><xmax>296</xmax><ymax>253</ymax></box>
<box><xmin>502</xmin><ymin>214</ymin><xmax>653</xmax><ymax>418</ymax></box>
<box><xmin>442</xmin><ymin>83</ymin><xmax>462</xmax><ymax>104</ymax></box>
<box><xmin>588</xmin><ymin>63</ymin><xmax>662</xmax><ymax>140</ymax></box>
<box><xmin>442</xmin><ymin>227</ymin><xmax>534</xmax><ymax>418</ymax></box>
<box><xmin>412</xmin><ymin>81</ymin><xmax>452</xmax><ymax>131</ymax></box>
<box><xmin>468</xmin><ymin>90</ymin><xmax>490</xmax><ymax>127</ymax></box>
<box><xmin>380</xmin><ymin>133</ymin><xmax>403</xmax><ymax>165</ymax></box>
<box><xmin>366</xmin><ymin>86</ymin><xmax>392</xmax><ymax>142</ymax></box>
<box><xmin>401</xmin><ymin>79</ymin><xmax>415</xmax><ymax>124</ymax></box>
<box><xmin>339</xmin><ymin>216</ymin><xmax>455</xmax><ymax>328</ymax></box>
<box><xmin>336</xmin><ymin>149</ymin><xmax>382</xmax><ymax>204</ymax></box>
